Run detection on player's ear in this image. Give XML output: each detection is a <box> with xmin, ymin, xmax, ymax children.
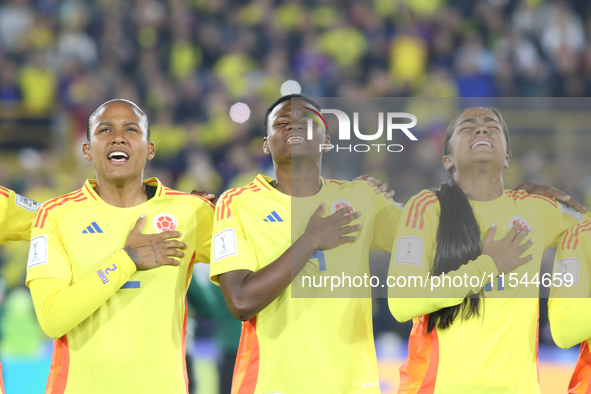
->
<box><xmin>263</xmin><ymin>136</ymin><xmax>271</xmax><ymax>155</ymax></box>
<box><xmin>320</xmin><ymin>134</ymin><xmax>332</xmax><ymax>153</ymax></box>
<box><xmin>147</xmin><ymin>142</ymin><xmax>156</xmax><ymax>161</ymax></box>
<box><xmin>82</xmin><ymin>142</ymin><xmax>92</xmax><ymax>162</ymax></box>
<box><xmin>503</xmin><ymin>154</ymin><xmax>509</xmax><ymax>169</ymax></box>
<box><xmin>443</xmin><ymin>155</ymin><xmax>453</xmax><ymax>171</ymax></box>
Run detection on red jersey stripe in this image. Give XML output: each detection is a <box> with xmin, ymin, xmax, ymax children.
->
<box><xmin>412</xmin><ymin>193</ymin><xmax>438</xmax><ymax>229</ymax></box>
<box><xmin>256</xmin><ymin>176</ymin><xmax>273</xmax><ymax>191</ymax></box>
<box><xmin>38</xmin><ymin>193</ymin><xmax>85</xmax><ymax>229</ymax></box>
<box><xmin>0</xmin><ymin>190</ymin><xmax>8</xmax><ymax>198</ymax></box>
<box><xmin>46</xmin><ymin>336</ymin><xmax>69</xmax><ymax>394</ymax></box>
<box><xmin>564</xmin><ymin>222</ymin><xmax>591</xmax><ymax>250</ymax></box>
<box><xmin>506</xmin><ymin>192</ymin><xmax>558</xmax><ymax>208</ymax></box>
<box><xmin>418</xmin><ymin>327</ymin><xmax>439</xmax><ymax>393</ymax></box>
<box><xmin>399</xmin><ymin>315</ymin><xmax>439</xmax><ymax>394</ymax></box>
<box><xmin>222</xmin><ymin>185</ymin><xmax>259</xmax><ymax>220</ymax></box>
<box><xmin>232</xmin><ymin>316</ymin><xmax>259</xmax><ymax>394</ymax></box>
<box><xmin>572</xmin><ymin>223</ymin><xmax>591</xmax><ymax>250</ymax></box>
<box><xmin>568</xmin><ymin>341</ymin><xmax>591</xmax><ymax>394</ymax></box>
<box><xmin>35</xmin><ymin>190</ymin><xmax>82</xmax><ymax>228</ymax></box>
<box><xmin>84</xmin><ymin>183</ymin><xmax>97</xmax><ymax>201</ymax></box>
<box><xmin>165</xmin><ymin>191</ymin><xmax>216</xmax><ymax>209</ymax></box>
<box><xmin>182</xmin><ymin>299</ymin><xmax>189</xmax><ymax>394</ymax></box>
<box><xmin>405</xmin><ymin>191</ymin><xmax>433</xmax><ymax>228</ymax></box>
<box><xmin>419</xmin><ymin>198</ymin><xmax>439</xmax><ymax>231</ymax></box>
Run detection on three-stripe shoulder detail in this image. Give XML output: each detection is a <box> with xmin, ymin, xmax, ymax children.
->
<box><xmin>164</xmin><ymin>187</ymin><xmax>215</xmax><ymax>209</ymax></box>
<box><xmin>562</xmin><ymin>221</ymin><xmax>591</xmax><ymax>251</ymax></box>
<box><xmin>217</xmin><ymin>183</ymin><xmax>262</xmax><ymax>221</ymax></box>
<box><xmin>34</xmin><ymin>190</ymin><xmax>88</xmax><ymax>229</ymax></box>
<box><xmin>405</xmin><ymin>191</ymin><xmax>438</xmax><ymax>230</ymax></box>
<box><xmin>505</xmin><ymin>190</ymin><xmax>557</xmax><ymax>208</ymax></box>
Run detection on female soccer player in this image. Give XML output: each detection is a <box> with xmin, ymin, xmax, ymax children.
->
<box><xmin>388</xmin><ymin>107</ymin><xmax>590</xmax><ymax>393</ymax></box>
<box><xmin>26</xmin><ymin>99</ymin><xmax>214</xmax><ymax>394</ymax></box>
<box><xmin>548</xmin><ymin>220</ymin><xmax>591</xmax><ymax>393</ymax></box>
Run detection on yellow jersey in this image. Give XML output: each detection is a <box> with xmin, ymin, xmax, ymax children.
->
<box><xmin>549</xmin><ymin>220</ymin><xmax>591</xmax><ymax>394</ymax></box>
<box><xmin>0</xmin><ymin>185</ymin><xmax>39</xmax><ymax>243</ymax></box>
<box><xmin>389</xmin><ymin>189</ymin><xmax>588</xmax><ymax>394</ymax></box>
<box><xmin>210</xmin><ymin>174</ymin><xmax>402</xmax><ymax>394</ymax></box>
<box><xmin>26</xmin><ymin>178</ymin><xmax>214</xmax><ymax>394</ymax></box>
<box><xmin>0</xmin><ymin>185</ymin><xmax>39</xmax><ymax>394</ymax></box>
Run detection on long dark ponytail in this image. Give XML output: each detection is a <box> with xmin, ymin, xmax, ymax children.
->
<box><xmin>427</xmin><ymin>107</ymin><xmax>511</xmax><ymax>333</ymax></box>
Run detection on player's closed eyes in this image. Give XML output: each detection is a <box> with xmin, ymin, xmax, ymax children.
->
<box><xmin>459</xmin><ymin>125</ymin><xmax>499</xmax><ymax>132</ymax></box>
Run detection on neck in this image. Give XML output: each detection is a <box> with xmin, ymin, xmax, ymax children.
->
<box><xmin>94</xmin><ymin>172</ymin><xmax>148</xmax><ymax>208</ymax></box>
<box><xmin>273</xmin><ymin>156</ymin><xmax>322</xmax><ymax>197</ymax></box>
<box><xmin>454</xmin><ymin>165</ymin><xmax>504</xmax><ymax>201</ymax></box>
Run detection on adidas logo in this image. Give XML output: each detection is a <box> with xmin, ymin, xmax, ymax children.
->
<box><xmin>82</xmin><ymin>222</ymin><xmax>104</xmax><ymax>234</ymax></box>
<box><xmin>263</xmin><ymin>211</ymin><xmax>284</xmax><ymax>222</ymax></box>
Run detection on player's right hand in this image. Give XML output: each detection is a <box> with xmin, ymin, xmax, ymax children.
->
<box><xmin>123</xmin><ymin>214</ymin><xmax>187</xmax><ymax>270</ymax></box>
<box><xmin>304</xmin><ymin>203</ymin><xmax>362</xmax><ymax>250</ymax></box>
<box><xmin>481</xmin><ymin>222</ymin><xmax>535</xmax><ymax>275</ymax></box>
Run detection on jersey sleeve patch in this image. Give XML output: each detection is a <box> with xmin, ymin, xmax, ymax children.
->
<box><xmin>15</xmin><ymin>194</ymin><xmax>40</xmax><ymax>212</ymax></box>
<box><xmin>27</xmin><ymin>235</ymin><xmax>48</xmax><ymax>269</ymax></box>
<box><xmin>560</xmin><ymin>202</ymin><xmax>583</xmax><ymax>221</ymax></box>
<box><xmin>395</xmin><ymin>236</ymin><xmax>423</xmax><ymax>266</ymax></box>
<box><xmin>555</xmin><ymin>258</ymin><xmax>580</xmax><ymax>286</ymax></box>
<box><xmin>213</xmin><ymin>228</ymin><xmax>238</xmax><ymax>262</ymax></box>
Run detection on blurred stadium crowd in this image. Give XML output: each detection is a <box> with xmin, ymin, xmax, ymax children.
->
<box><xmin>2</xmin><ymin>0</ymin><xmax>591</xmax><ymax>194</ymax></box>
<box><xmin>1</xmin><ymin>0</ymin><xmax>591</xmax><ymax>392</ymax></box>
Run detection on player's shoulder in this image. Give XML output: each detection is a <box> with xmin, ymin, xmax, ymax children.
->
<box><xmin>162</xmin><ymin>187</ymin><xmax>215</xmax><ymax>211</ymax></box>
<box><xmin>0</xmin><ymin>186</ymin><xmax>14</xmax><ymax>210</ymax></box>
<box><xmin>560</xmin><ymin>219</ymin><xmax>591</xmax><ymax>252</ymax></box>
<box><xmin>34</xmin><ymin>187</ymin><xmax>88</xmax><ymax>228</ymax></box>
<box><xmin>217</xmin><ymin>178</ymin><xmax>272</xmax><ymax>219</ymax></box>
<box><xmin>324</xmin><ymin>178</ymin><xmax>351</xmax><ymax>188</ymax></box>
<box><xmin>0</xmin><ymin>185</ymin><xmax>14</xmax><ymax>200</ymax></box>
<box><xmin>403</xmin><ymin>189</ymin><xmax>440</xmax><ymax>225</ymax></box>
<box><xmin>406</xmin><ymin>189</ymin><xmax>439</xmax><ymax>208</ymax></box>
<box><xmin>505</xmin><ymin>189</ymin><xmax>560</xmax><ymax>211</ymax></box>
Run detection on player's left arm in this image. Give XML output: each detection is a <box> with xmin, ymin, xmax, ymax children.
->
<box><xmin>515</xmin><ymin>182</ymin><xmax>589</xmax><ymax>214</ymax></box>
<box><xmin>548</xmin><ymin>231</ymin><xmax>591</xmax><ymax>349</ymax></box>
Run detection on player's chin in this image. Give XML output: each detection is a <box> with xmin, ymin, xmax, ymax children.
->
<box><xmin>288</xmin><ymin>143</ymin><xmax>319</xmax><ymax>158</ymax></box>
<box><xmin>102</xmin><ymin>167</ymin><xmax>141</xmax><ymax>182</ymax></box>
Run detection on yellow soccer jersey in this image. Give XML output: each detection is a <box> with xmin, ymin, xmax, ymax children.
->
<box><xmin>389</xmin><ymin>189</ymin><xmax>589</xmax><ymax>394</ymax></box>
<box><xmin>0</xmin><ymin>186</ymin><xmax>39</xmax><ymax>394</ymax></box>
<box><xmin>25</xmin><ymin>178</ymin><xmax>214</xmax><ymax>394</ymax></box>
<box><xmin>0</xmin><ymin>185</ymin><xmax>39</xmax><ymax>244</ymax></box>
<box><xmin>209</xmin><ymin>174</ymin><xmax>402</xmax><ymax>394</ymax></box>
<box><xmin>549</xmin><ymin>220</ymin><xmax>591</xmax><ymax>394</ymax></box>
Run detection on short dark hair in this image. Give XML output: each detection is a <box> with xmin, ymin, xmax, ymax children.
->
<box><xmin>87</xmin><ymin>99</ymin><xmax>150</xmax><ymax>142</ymax></box>
<box><xmin>263</xmin><ymin>94</ymin><xmax>322</xmax><ymax>135</ymax></box>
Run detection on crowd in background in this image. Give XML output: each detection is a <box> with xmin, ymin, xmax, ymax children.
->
<box><xmin>1</xmin><ymin>0</ymin><xmax>591</xmax><ymax>192</ymax></box>
<box><xmin>1</xmin><ymin>0</ymin><xmax>591</xmax><ymax>392</ymax></box>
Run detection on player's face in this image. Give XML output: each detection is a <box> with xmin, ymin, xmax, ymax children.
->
<box><xmin>263</xmin><ymin>100</ymin><xmax>330</xmax><ymax>163</ymax></box>
<box><xmin>444</xmin><ymin>108</ymin><xmax>509</xmax><ymax>173</ymax></box>
<box><xmin>83</xmin><ymin>102</ymin><xmax>155</xmax><ymax>183</ymax></box>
